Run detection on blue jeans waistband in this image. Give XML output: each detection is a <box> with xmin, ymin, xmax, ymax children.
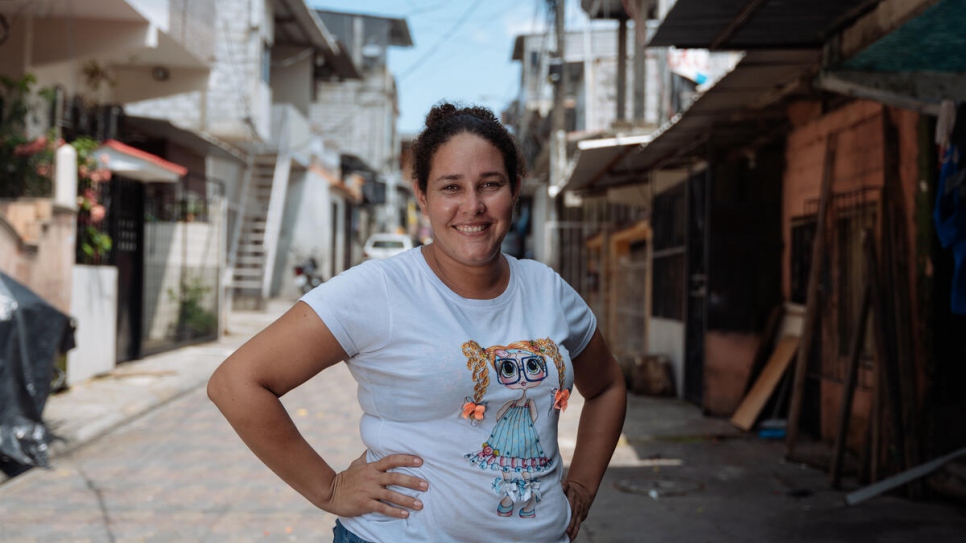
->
<box><xmin>332</xmin><ymin>519</ymin><xmax>374</xmax><ymax>543</ymax></box>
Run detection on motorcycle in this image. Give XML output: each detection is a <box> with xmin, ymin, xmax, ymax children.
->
<box><xmin>293</xmin><ymin>257</ymin><xmax>323</xmax><ymax>294</ymax></box>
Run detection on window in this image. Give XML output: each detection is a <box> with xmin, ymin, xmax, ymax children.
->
<box><xmin>789</xmin><ymin>216</ymin><xmax>816</xmax><ymax>305</ymax></box>
<box><xmin>261</xmin><ymin>42</ymin><xmax>271</xmax><ymax>84</ymax></box>
<box><xmin>835</xmin><ymin>206</ymin><xmax>876</xmax><ymax>359</ymax></box>
<box><xmin>651</xmin><ymin>183</ymin><xmax>687</xmax><ymax>320</ymax></box>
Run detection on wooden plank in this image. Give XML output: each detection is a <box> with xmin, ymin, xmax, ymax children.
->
<box><xmin>881</xmin><ymin>113</ymin><xmax>922</xmax><ymax>497</ymax></box>
<box><xmin>786</xmin><ymin>134</ymin><xmax>837</xmax><ymax>458</ymax></box>
<box><xmin>830</xmin><ymin>239</ymin><xmax>873</xmax><ymax>489</ymax></box>
<box><xmin>730</xmin><ymin>336</ymin><xmax>800</xmax><ymax>431</ymax></box>
<box><xmin>864</xmin><ymin>227</ymin><xmax>905</xmax><ymax>483</ymax></box>
<box><xmin>741</xmin><ymin>305</ymin><xmax>784</xmax><ymax>398</ymax></box>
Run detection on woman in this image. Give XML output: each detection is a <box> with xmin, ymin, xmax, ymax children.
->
<box><xmin>208</xmin><ymin>102</ymin><xmax>627</xmax><ymax>542</ymax></box>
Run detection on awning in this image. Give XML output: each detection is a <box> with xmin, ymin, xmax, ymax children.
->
<box><xmin>309</xmin><ymin>164</ymin><xmax>362</xmax><ymax>203</ymax></box>
<box><xmin>124</xmin><ymin>116</ymin><xmax>246</xmax><ymax>163</ymax></box>
<box><xmin>816</xmin><ymin>0</ymin><xmax>966</xmax><ymax>110</ymax></box>
<box><xmin>95</xmin><ymin>140</ymin><xmax>187</xmax><ymax>183</ymax></box>
<box><xmin>648</xmin><ymin>0</ymin><xmax>874</xmax><ymax>50</ymax></box>
<box><xmin>563</xmin><ymin>49</ymin><xmax>820</xmax><ymax>192</ymax></box>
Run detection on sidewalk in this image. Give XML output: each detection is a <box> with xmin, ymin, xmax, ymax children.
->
<box><xmin>2</xmin><ymin>298</ymin><xmax>292</xmax><ymax>485</ymax></box>
<box><xmin>6</xmin><ymin>298</ymin><xmax>966</xmax><ymax>542</ymax></box>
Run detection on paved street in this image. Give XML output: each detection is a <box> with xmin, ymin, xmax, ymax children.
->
<box><xmin>2</xmin><ymin>300</ymin><xmax>966</xmax><ymax>542</ymax></box>
<box><xmin>0</xmin><ymin>364</ymin><xmax>362</xmax><ymax>543</ymax></box>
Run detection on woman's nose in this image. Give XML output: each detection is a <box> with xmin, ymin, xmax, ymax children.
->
<box><xmin>463</xmin><ymin>193</ymin><xmax>485</xmax><ymax>214</ymax></box>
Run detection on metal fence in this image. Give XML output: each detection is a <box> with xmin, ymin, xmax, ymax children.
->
<box><xmin>140</xmin><ymin>178</ymin><xmax>224</xmax><ymax>357</ymax></box>
<box><xmin>557</xmin><ymin>197</ymin><xmax>649</xmax><ymax>360</ymax></box>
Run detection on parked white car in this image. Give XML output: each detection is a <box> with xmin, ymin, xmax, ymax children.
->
<box><xmin>363</xmin><ymin>233</ymin><xmax>414</xmax><ymax>260</ymax></box>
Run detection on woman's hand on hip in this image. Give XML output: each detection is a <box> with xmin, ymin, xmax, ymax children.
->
<box><xmin>322</xmin><ymin>452</ymin><xmax>428</xmax><ymax>518</ymax></box>
<box><xmin>563</xmin><ymin>478</ymin><xmax>593</xmax><ymax>541</ymax></box>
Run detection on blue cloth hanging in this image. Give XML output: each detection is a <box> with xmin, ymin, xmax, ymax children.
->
<box><xmin>953</xmin><ymin>240</ymin><xmax>966</xmax><ymax>315</ymax></box>
<box><xmin>934</xmin><ymin>128</ymin><xmax>966</xmax><ymax>315</ymax></box>
<box><xmin>934</xmin><ymin>144</ymin><xmax>966</xmax><ymax>249</ymax></box>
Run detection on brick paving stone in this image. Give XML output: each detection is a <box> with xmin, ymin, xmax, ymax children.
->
<box><xmin>4</xmin><ymin>299</ymin><xmax>966</xmax><ymax>543</ymax></box>
<box><xmin>0</xmin><ymin>359</ymin><xmax>363</xmax><ymax>543</ymax></box>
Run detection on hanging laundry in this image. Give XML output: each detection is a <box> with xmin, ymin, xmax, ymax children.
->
<box><xmin>933</xmin><ymin>102</ymin><xmax>966</xmax><ymax>315</ymax></box>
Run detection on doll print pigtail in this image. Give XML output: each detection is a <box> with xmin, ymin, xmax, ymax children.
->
<box><xmin>461</xmin><ymin>340</ymin><xmax>490</xmax><ymax>425</ymax></box>
<box><xmin>531</xmin><ymin>338</ymin><xmax>570</xmax><ymax>414</ymax></box>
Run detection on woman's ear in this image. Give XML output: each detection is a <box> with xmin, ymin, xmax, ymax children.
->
<box><xmin>413</xmin><ymin>180</ymin><xmax>427</xmax><ymax>212</ymax></box>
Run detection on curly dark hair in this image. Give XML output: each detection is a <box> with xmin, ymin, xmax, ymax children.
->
<box><xmin>411</xmin><ymin>102</ymin><xmax>525</xmax><ymax>194</ymax></box>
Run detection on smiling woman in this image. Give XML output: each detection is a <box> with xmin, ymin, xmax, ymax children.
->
<box><xmin>208</xmin><ymin>102</ymin><xmax>626</xmax><ymax>543</ymax></box>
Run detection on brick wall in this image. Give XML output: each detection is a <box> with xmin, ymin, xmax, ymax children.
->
<box><xmin>782</xmin><ymin>99</ymin><xmax>924</xmax><ymax>446</ymax></box>
<box><xmin>783</xmin><ymin>100</ymin><xmax>886</xmax><ymax>298</ymax></box>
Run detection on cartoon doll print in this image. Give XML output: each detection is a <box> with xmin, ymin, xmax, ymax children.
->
<box><xmin>461</xmin><ymin>338</ymin><xmax>571</xmax><ymax>519</ymax></box>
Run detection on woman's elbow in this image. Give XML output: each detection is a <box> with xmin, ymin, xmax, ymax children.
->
<box><xmin>207</xmin><ymin>364</ymin><xmax>236</xmax><ymax>409</ymax></box>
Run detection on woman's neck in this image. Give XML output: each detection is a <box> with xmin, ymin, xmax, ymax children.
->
<box><xmin>422</xmin><ymin>245</ymin><xmax>509</xmax><ymax>300</ymax></box>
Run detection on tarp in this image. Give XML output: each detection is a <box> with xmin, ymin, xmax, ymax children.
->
<box><xmin>0</xmin><ymin>272</ymin><xmax>75</xmax><ymax>472</ymax></box>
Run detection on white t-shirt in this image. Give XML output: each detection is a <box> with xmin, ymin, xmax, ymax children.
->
<box><xmin>300</xmin><ymin>248</ymin><xmax>597</xmax><ymax>543</ymax></box>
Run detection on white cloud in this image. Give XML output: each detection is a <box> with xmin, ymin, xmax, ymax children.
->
<box><xmin>502</xmin><ymin>1</ymin><xmax>593</xmax><ymax>39</ymax></box>
<box><xmin>503</xmin><ymin>3</ymin><xmax>547</xmax><ymax>37</ymax></box>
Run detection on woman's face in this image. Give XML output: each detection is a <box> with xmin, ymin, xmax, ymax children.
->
<box><xmin>416</xmin><ymin>132</ymin><xmax>517</xmax><ymax>270</ymax></box>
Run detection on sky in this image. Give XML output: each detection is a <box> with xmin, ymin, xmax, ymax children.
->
<box><xmin>308</xmin><ymin>0</ymin><xmax>595</xmax><ymax>136</ymax></box>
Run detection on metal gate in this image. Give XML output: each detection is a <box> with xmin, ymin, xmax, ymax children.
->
<box><xmin>140</xmin><ymin>177</ymin><xmax>223</xmax><ymax>356</ymax></box>
<box><xmin>555</xmin><ymin>198</ymin><xmax>649</xmax><ymax>361</ymax></box>
<box><xmin>684</xmin><ymin>169</ymin><xmax>709</xmax><ymax>406</ymax></box>
<box><xmin>613</xmin><ymin>244</ymin><xmax>649</xmax><ymax>361</ymax></box>
<box><xmin>110</xmin><ymin>178</ymin><xmax>145</xmax><ymax>363</ymax></box>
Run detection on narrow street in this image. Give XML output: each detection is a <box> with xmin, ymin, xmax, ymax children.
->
<box><xmin>1</xmin><ymin>300</ymin><xmax>965</xmax><ymax>543</ymax></box>
<box><xmin>0</xmin><ymin>361</ymin><xmax>361</xmax><ymax>543</ymax></box>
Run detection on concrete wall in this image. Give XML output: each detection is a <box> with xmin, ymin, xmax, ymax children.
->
<box><xmin>271</xmin><ymin>45</ymin><xmax>314</xmax><ymax>117</ymax></box>
<box><xmin>67</xmin><ymin>265</ymin><xmax>118</xmax><ymax>385</ymax></box>
<box><xmin>648</xmin><ymin>317</ymin><xmax>685</xmax><ymax>398</ymax></box>
<box><xmin>125</xmin><ymin>0</ymin><xmax>272</xmax><ymax>142</ymax></box>
<box><xmin>274</xmin><ymin>167</ymin><xmax>334</xmax><ymax>299</ymax></box>
<box><xmin>142</xmin><ymin>220</ymin><xmax>223</xmax><ymax>344</ymax></box>
<box><xmin>0</xmin><ymin>199</ymin><xmax>76</xmax><ymax>314</ymax></box>
<box><xmin>312</xmin><ymin>76</ymin><xmax>395</xmax><ymax>172</ymax></box>
<box><xmin>703</xmin><ymin>331</ymin><xmax>760</xmax><ymax>416</ymax></box>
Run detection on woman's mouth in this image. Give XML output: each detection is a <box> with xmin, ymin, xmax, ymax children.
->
<box><xmin>455</xmin><ymin>225</ymin><xmax>488</xmax><ymax>233</ymax></box>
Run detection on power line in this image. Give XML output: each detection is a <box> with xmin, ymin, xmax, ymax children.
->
<box><xmin>397</xmin><ymin>0</ymin><xmax>483</xmax><ymax>81</ymax></box>
<box><xmin>405</xmin><ymin>0</ymin><xmax>451</xmax><ymax>17</ymax></box>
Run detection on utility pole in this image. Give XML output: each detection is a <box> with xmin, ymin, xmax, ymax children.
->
<box><xmin>546</xmin><ymin>0</ymin><xmax>567</xmax><ymax>269</ymax></box>
<box><xmin>551</xmin><ymin>0</ymin><xmax>566</xmax><ymax>142</ymax></box>
<box><xmin>616</xmin><ymin>14</ymin><xmax>627</xmax><ymax>122</ymax></box>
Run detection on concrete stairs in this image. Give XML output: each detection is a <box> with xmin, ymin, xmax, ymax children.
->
<box><xmin>229</xmin><ymin>154</ymin><xmax>278</xmax><ymax>302</ymax></box>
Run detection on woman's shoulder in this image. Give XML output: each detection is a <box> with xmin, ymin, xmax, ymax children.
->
<box><xmin>508</xmin><ymin>254</ymin><xmax>563</xmax><ymax>285</ymax></box>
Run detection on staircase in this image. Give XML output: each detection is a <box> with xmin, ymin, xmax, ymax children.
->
<box><xmin>225</xmin><ymin>105</ymin><xmax>298</xmax><ymax>310</ymax></box>
<box><xmin>228</xmin><ymin>153</ymin><xmax>289</xmax><ymax>308</ymax></box>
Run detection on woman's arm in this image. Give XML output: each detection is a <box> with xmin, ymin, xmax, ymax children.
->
<box><xmin>207</xmin><ymin>301</ymin><xmax>427</xmax><ymax>518</ymax></box>
<box><xmin>564</xmin><ymin>328</ymin><xmax>627</xmax><ymax>540</ymax></box>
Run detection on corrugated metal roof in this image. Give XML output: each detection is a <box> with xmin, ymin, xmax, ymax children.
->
<box><xmin>649</xmin><ymin>0</ymin><xmax>875</xmax><ymax>50</ymax></box>
<box><xmin>563</xmin><ymin>49</ymin><xmax>820</xmax><ymax>192</ymax></box>
<box><xmin>842</xmin><ymin>0</ymin><xmax>966</xmax><ymax>71</ymax></box>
